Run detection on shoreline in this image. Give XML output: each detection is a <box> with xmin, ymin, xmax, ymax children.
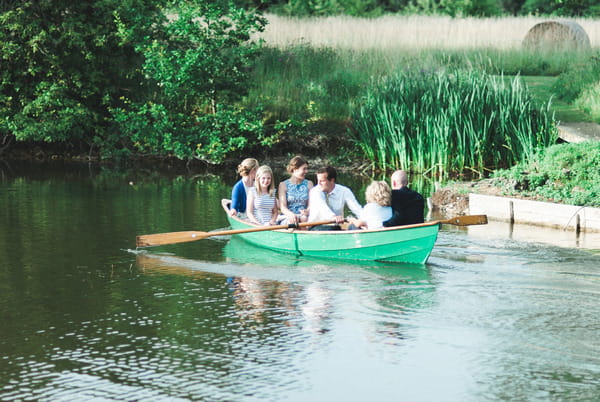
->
<box><xmin>430</xmin><ymin>182</ymin><xmax>600</xmax><ymax>252</ymax></box>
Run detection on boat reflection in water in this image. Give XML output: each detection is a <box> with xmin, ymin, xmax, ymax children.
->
<box><xmin>136</xmin><ymin>242</ymin><xmax>434</xmax><ymax>337</ymax></box>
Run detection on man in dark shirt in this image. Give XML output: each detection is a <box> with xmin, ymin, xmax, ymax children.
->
<box><xmin>382</xmin><ymin>170</ymin><xmax>424</xmax><ymax>227</ymax></box>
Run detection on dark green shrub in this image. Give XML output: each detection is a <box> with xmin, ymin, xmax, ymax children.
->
<box><xmin>493</xmin><ymin>142</ymin><xmax>600</xmax><ymax>206</ymax></box>
<box><xmin>552</xmin><ymin>53</ymin><xmax>600</xmax><ymax>102</ymax></box>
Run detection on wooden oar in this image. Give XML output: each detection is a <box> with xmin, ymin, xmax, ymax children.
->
<box><xmin>437</xmin><ymin>214</ymin><xmax>488</xmax><ymax>226</ymax></box>
<box><xmin>136</xmin><ymin>219</ymin><xmax>336</xmax><ymax>248</ymax></box>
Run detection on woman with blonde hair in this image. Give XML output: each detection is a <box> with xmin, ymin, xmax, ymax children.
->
<box><xmin>347</xmin><ymin>181</ymin><xmax>392</xmax><ymax>229</ymax></box>
<box><xmin>246</xmin><ymin>165</ymin><xmax>279</xmax><ymax>225</ymax></box>
<box><xmin>229</xmin><ymin>158</ymin><xmax>259</xmax><ymax>217</ymax></box>
<box><xmin>278</xmin><ymin>155</ymin><xmax>314</xmax><ymax>224</ymax></box>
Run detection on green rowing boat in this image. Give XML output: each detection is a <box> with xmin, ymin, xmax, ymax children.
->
<box><xmin>134</xmin><ymin>201</ymin><xmax>486</xmax><ymax>264</ymax></box>
<box><xmin>222</xmin><ymin>199</ymin><xmax>440</xmax><ymax>264</ymax></box>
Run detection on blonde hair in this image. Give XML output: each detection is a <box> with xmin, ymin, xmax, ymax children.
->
<box><xmin>255</xmin><ymin>165</ymin><xmax>275</xmax><ymax>196</ymax></box>
<box><xmin>286</xmin><ymin>155</ymin><xmax>308</xmax><ymax>174</ymax></box>
<box><xmin>365</xmin><ymin>181</ymin><xmax>391</xmax><ymax>206</ymax></box>
<box><xmin>237</xmin><ymin>158</ymin><xmax>259</xmax><ymax>176</ymax></box>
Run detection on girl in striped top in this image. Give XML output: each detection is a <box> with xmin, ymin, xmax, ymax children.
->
<box><xmin>246</xmin><ymin>165</ymin><xmax>279</xmax><ymax>225</ymax></box>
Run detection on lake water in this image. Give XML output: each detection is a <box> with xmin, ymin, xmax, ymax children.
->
<box><xmin>1</xmin><ymin>161</ymin><xmax>599</xmax><ymax>401</ymax></box>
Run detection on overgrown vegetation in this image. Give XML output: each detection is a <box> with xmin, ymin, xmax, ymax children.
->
<box><xmin>248</xmin><ymin>44</ymin><xmax>595</xmax><ymax>122</ymax></box>
<box><xmin>111</xmin><ymin>3</ymin><xmax>270</xmax><ymax>162</ymax></box>
<box><xmin>350</xmin><ymin>69</ymin><xmax>557</xmax><ymax>176</ymax></box>
<box><xmin>490</xmin><ymin>142</ymin><xmax>600</xmax><ymax>206</ymax></box>
<box><xmin>0</xmin><ymin>1</ymin><xmax>269</xmax><ymax>163</ymax></box>
<box><xmin>1</xmin><ymin>1</ymin><xmax>599</xmax><ymax>184</ymax></box>
<box><xmin>552</xmin><ymin>53</ymin><xmax>600</xmax><ymax>121</ymax></box>
<box><xmin>0</xmin><ymin>0</ymin><xmax>165</xmax><ymax>150</ymax></box>
<box><xmin>231</xmin><ymin>0</ymin><xmax>600</xmax><ymax>17</ymax></box>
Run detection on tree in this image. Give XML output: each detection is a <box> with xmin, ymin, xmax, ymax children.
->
<box><xmin>112</xmin><ymin>2</ymin><xmax>270</xmax><ymax>162</ymax></box>
<box><xmin>0</xmin><ymin>0</ymin><xmax>167</xmax><ymax>153</ymax></box>
<box><xmin>521</xmin><ymin>0</ymin><xmax>600</xmax><ymax>16</ymax></box>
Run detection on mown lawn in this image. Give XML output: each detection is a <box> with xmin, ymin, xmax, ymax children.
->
<box><xmin>520</xmin><ymin>76</ymin><xmax>594</xmax><ymax>123</ymax></box>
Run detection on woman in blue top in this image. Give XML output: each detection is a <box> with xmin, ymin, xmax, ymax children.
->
<box><xmin>229</xmin><ymin>158</ymin><xmax>259</xmax><ymax>217</ymax></box>
<box><xmin>277</xmin><ymin>156</ymin><xmax>314</xmax><ymax>224</ymax></box>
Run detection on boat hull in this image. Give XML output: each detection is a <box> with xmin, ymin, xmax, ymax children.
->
<box><xmin>223</xmin><ymin>200</ymin><xmax>439</xmax><ymax>264</ymax></box>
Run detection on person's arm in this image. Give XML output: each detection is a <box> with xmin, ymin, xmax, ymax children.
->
<box><xmin>347</xmin><ymin>217</ymin><xmax>366</xmax><ymax>229</ymax></box>
<box><xmin>229</xmin><ymin>180</ymin><xmax>243</xmax><ymax>216</ymax></box>
<box><xmin>382</xmin><ymin>211</ymin><xmax>402</xmax><ymax>227</ymax></box>
<box><xmin>269</xmin><ymin>197</ymin><xmax>279</xmax><ymax>225</ymax></box>
<box><xmin>278</xmin><ymin>181</ymin><xmax>297</xmax><ymax>223</ymax></box>
<box><xmin>343</xmin><ymin>187</ymin><xmax>363</xmax><ymax>218</ymax></box>
<box><xmin>246</xmin><ymin>189</ymin><xmax>259</xmax><ymax>225</ymax></box>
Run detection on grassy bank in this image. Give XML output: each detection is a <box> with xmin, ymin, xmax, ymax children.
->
<box><xmin>249</xmin><ymin>45</ymin><xmax>595</xmax><ymax>121</ymax></box>
<box><xmin>480</xmin><ymin>142</ymin><xmax>600</xmax><ymax>207</ymax></box>
<box><xmin>247</xmin><ymin>46</ymin><xmax>582</xmax><ymax>177</ymax></box>
<box><xmin>242</xmin><ymin>14</ymin><xmax>600</xmax><ymax>209</ymax></box>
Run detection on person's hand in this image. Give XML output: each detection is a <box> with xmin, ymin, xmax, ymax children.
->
<box><xmin>286</xmin><ymin>212</ymin><xmax>298</xmax><ymax>224</ymax></box>
<box><xmin>334</xmin><ymin>215</ymin><xmax>345</xmax><ymax>224</ymax></box>
<box><xmin>228</xmin><ymin>209</ymin><xmax>237</xmax><ymax>217</ymax></box>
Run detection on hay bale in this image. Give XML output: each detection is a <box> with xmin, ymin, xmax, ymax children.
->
<box><xmin>523</xmin><ymin>20</ymin><xmax>590</xmax><ymax>49</ymax></box>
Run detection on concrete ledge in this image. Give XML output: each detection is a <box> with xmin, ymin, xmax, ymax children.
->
<box><xmin>558</xmin><ymin>122</ymin><xmax>600</xmax><ymax>143</ymax></box>
<box><xmin>467</xmin><ymin>220</ymin><xmax>600</xmax><ymax>250</ymax></box>
<box><xmin>469</xmin><ymin>193</ymin><xmax>600</xmax><ymax>233</ymax></box>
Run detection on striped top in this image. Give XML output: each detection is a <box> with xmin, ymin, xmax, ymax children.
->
<box><xmin>249</xmin><ymin>187</ymin><xmax>276</xmax><ymax>224</ymax></box>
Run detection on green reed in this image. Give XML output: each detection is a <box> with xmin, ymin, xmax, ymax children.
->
<box><xmin>351</xmin><ymin>69</ymin><xmax>558</xmax><ymax>176</ymax></box>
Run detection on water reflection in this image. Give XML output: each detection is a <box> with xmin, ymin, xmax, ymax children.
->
<box><xmin>3</xmin><ymin>161</ymin><xmax>600</xmax><ymax>401</ymax></box>
<box><xmin>136</xmin><ymin>250</ymin><xmax>433</xmax><ymax>342</ymax></box>
<box><xmin>469</xmin><ymin>219</ymin><xmax>600</xmax><ymax>251</ymax></box>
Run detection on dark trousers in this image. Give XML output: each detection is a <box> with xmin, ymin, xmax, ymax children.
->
<box><xmin>309</xmin><ymin>224</ymin><xmax>341</xmax><ymax>231</ymax></box>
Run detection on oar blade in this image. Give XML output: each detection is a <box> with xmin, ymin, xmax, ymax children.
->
<box><xmin>136</xmin><ymin>231</ymin><xmax>209</xmax><ymax>248</ymax></box>
<box><xmin>442</xmin><ymin>214</ymin><xmax>488</xmax><ymax>226</ymax></box>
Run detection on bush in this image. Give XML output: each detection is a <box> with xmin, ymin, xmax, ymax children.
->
<box><xmin>552</xmin><ymin>53</ymin><xmax>600</xmax><ymax>103</ymax></box>
<box><xmin>111</xmin><ymin>102</ymin><xmax>266</xmax><ymax>163</ymax></box>
<box><xmin>521</xmin><ymin>0</ymin><xmax>600</xmax><ymax>17</ymax></box>
<box><xmin>112</xmin><ymin>3</ymin><xmax>268</xmax><ymax>162</ymax></box>
<box><xmin>492</xmin><ymin>142</ymin><xmax>600</xmax><ymax>206</ymax></box>
<box><xmin>574</xmin><ymin>82</ymin><xmax>600</xmax><ymax>121</ymax></box>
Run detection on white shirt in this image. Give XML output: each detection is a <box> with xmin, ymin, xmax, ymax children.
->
<box><xmin>308</xmin><ymin>183</ymin><xmax>363</xmax><ymax>222</ymax></box>
<box><xmin>359</xmin><ymin>203</ymin><xmax>392</xmax><ymax>229</ymax></box>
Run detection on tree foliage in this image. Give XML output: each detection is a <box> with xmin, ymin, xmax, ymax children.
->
<box><xmin>1</xmin><ymin>1</ymin><xmax>269</xmax><ymax>162</ymax></box>
<box><xmin>111</xmin><ymin>2</ymin><xmax>268</xmax><ymax>162</ymax></box>
<box><xmin>230</xmin><ymin>0</ymin><xmax>598</xmax><ymax>16</ymax></box>
<box><xmin>0</xmin><ymin>0</ymin><xmax>167</xmax><ymax>149</ymax></box>
<box><xmin>522</xmin><ymin>0</ymin><xmax>600</xmax><ymax>16</ymax></box>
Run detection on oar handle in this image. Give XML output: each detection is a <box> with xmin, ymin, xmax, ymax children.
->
<box><xmin>201</xmin><ymin>219</ymin><xmax>335</xmax><ymax>238</ymax></box>
<box><xmin>136</xmin><ymin>219</ymin><xmax>337</xmax><ymax>248</ymax></box>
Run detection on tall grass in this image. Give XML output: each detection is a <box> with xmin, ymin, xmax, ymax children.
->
<box><xmin>248</xmin><ymin>44</ymin><xmax>591</xmax><ymax>125</ymax></box>
<box><xmin>246</xmin><ymin>15</ymin><xmax>593</xmax><ymax>176</ymax></box>
<box><xmin>258</xmin><ymin>14</ymin><xmax>600</xmax><ymax>50</ymax></box>
<box><xmin>351</xmin><ymin>69</ymin><xmax>558</xmax><ymax>177</ymax></box>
